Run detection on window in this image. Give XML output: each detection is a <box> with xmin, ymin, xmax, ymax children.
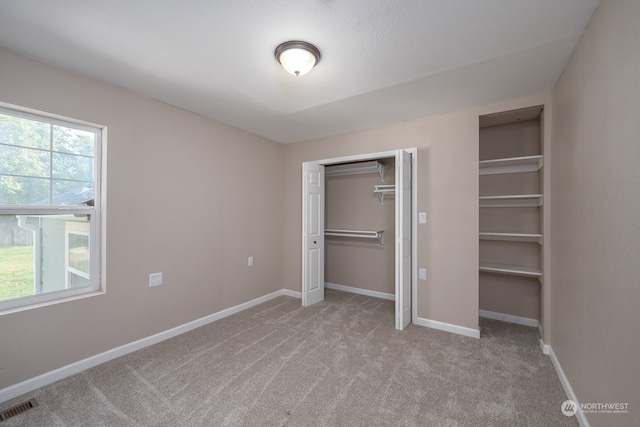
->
<box><xmin>65</xmin><ymin>221</ymin><xmax>91</xmax><ymax>288</ymax></box>
<box><xmin>0</xmin><ymin>105</ymin><xmax>103</xmax><ymax>312</ymax></box>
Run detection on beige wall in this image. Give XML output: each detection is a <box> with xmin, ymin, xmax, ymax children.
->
<box><xmin>479</xmin><ymin>275</ymin><xmax>541</xmax><ymax>320</ymax></box>
<box><xmin>0</xmin><ymin>47</ymin><xmax>284</xmax><ymax>390</ymax></box>
<box><xmin>479</xmin><ymin>119</ymin><xmax>541</xmax><ymax>160</ymax></box>
<box><xmin>551</xmin><ymin>0</ymin><xmax>640</xmax><ymax>426</ymax></box>
<box><xmin>325</xmin><ymin>158</ymin><xmax>395</xmax><ymax>295</ymax></box>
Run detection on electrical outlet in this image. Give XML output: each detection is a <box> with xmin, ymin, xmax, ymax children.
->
<box><xmin>419</xmin><ymin>268</ymin><xmax>427</xmax><ymax>280</ymax></box>
<box><xmin>149</xmin><ymin>272</ymin><xmax>163</xmax><ymax>287</ymax></box>
<box><xmin>248</xmin><ymin>256</ymin><xmax>254</xmax><ymax>267</ymax></box>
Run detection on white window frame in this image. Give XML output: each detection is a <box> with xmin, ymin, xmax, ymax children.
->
<box><xmin>0</xmin><ymin>103</ymin><xmax>105</xmax><ymax>314</ymax></box>
<box><xmin>65</xmin><ymin>220</ymin><xmax>91</xmax><ymax>289</ymax></box>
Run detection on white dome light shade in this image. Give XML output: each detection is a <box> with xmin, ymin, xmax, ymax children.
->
<box><xmin>278</xmin><ymin>48</ymin><xmax>316</xmax><ymax>76</ymax></box>
<box><xmin>275</xmin><ymin>41</ymin><xmax>321</xmax><ymax>76</ymax></box>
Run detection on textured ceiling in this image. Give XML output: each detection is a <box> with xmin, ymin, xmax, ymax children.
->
<box><xmin>0</xmin><ymin>0</ymin><xmax>600</xmax><ymax>143</ymax></box>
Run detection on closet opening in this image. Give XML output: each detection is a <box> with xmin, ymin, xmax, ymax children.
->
<box><xmin>325</xmin><ymin>157</ymin><xmax>395</xmax><ymax>302</ymax></box>
<box><xmin>302</xmin><ymin>149</ymin><xmax>417</xmax><ymax>330</ymax></box>
<box><xmin>478</xmin><ymin>106</ymin><xmax>548</xmax><ymax>343</ymax></box>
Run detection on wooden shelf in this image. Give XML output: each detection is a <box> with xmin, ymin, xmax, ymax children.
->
<box><xmin>479</xmin><ymin>155</ymin><xmax>543</xmax><ymax>175</ymax></box>
<box><xmin>480</xmin><ymin>194</ymin><xmax>543</xmax><ymax>208</ymax></box>
<box><xmin>479</xmin><ymin>262</ymin><xmax>542</xmax><ymax>278</ymax></box>
<box><xmin>479</xmin><ymin>232</ymin><xmax>542</xmax><ymax>244</ymax></box>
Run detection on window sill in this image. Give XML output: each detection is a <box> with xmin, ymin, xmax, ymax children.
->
<box><xmin>0</xmin><ymin>288</ymin><xmax>105</xmax><ymax>316</ymax></box>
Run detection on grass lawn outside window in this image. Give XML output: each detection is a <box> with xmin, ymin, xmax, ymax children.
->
<box><xmin>0</xmin><ymin>245</ymin><xmax>34</xmax><ymax>300</ymax></box>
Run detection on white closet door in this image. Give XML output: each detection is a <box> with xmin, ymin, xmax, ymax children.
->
<box><xmin>396</xmin><ymin>150</ymin><xmax>412</xmax><ymax>329</ymax></box>
<box><xmin>302</xmin><ymin>162</ymin><xmax>325</xmax><ymax>306</ymax></box>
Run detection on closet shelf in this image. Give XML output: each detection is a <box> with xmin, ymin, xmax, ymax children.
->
<box><xmin>479</xmin><ymin>155</ymin><xmax>543</xmax><ymax>175</ymax></box>
<box><xmin>373</xmin><ymin>184</ymin><xmax>395</xmax><ymax>204</ymax></box>
<box><xmin>479</xmin><ymin>232</ymin><xmax>543</xmax><ymax>244</ymax></box>
<box><xmin>325</xmin><ymin>229</ymin><xmax>384</xmax><ymax>246</ymax></box>
<box><xmin>480</xmin><ymin>194</ymin><xmax>543</xmax><ymax>208</ymax></box>
<box><xmin>479</xmin><ymin>262</ymin><xmax>542</xmax><ymax>278</ymax></box>
<box><xmin>325</xmin><ymin>161</ymin><xmax>385</xmax><ymax>181</ymax></box>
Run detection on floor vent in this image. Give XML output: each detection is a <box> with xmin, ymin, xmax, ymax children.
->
<box><xmin>0</xmin><ymin>398</ymin><xmax>39</xmax><ymax>422</ymax></box>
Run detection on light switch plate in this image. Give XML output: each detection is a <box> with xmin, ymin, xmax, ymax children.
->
<box><xmin>419</xmin><ymin>212</ymin><xmax>427</xmax><ymax>224</ymax></box>
<box><xmin>419</xmin><ymin>268</ymin><xmax>427</xmax><ymax>280</ymax></box>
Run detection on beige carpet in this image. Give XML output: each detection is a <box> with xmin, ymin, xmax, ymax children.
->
<box><xmin>0</xmin><ymin>289</ymin><xmax>576</xmax><ymax>426</ymax></box>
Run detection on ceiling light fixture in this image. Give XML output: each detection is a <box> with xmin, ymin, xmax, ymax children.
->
<box><xmin>274</xmin><ymin>41</ymin><xmax>321</xmax><ymax>77</ymax></box>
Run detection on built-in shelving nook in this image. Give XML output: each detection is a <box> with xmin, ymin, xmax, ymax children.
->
<box><xmin>479</xmin><ymin>105</ymin><xmax>546</xmax><ymax>336</ymax></box>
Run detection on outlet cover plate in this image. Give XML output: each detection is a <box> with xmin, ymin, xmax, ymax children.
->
<box><xmin>149</xmin><ymin>272</ymin><xmax>163</xmax><ymax>287</ymax></box>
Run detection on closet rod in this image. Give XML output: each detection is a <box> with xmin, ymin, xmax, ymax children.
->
<box><xmin>373</xmin><ymin>184</ymin><xmax>395</xmax><ymax>204</ymax></box>
<box><xmin>325</xmin><ymin>229</ymin><xmax>384</xmax><ymax>246</ymax></box>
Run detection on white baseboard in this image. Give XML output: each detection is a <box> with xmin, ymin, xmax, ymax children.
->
<box><xmin>0</xmin><ymin>289</ymin><xmax>299</xmax><ymax>404</ymax></box>
<box><xmin>548</xmin><ymin>347</ymin><xmax>590</xmax><ymax>427</ymax></box>
<box><xmin>325</xmin><ymin>282</ymin><xmax>395</xmax><ymax>301</ymax></box>
<box><xmin>279</xmin><ymin>289</ymin><xmax>302</xmax><ymax>299</ymax></box>
<box><xmin>539</xmin><ymin>339</ymin><xmax>550</xmax><ymax>355</ymax></box>
<box><xmin>479</xmin><ymin>309</ymin><xmax>538</xmax><ymax>328</ymax></box>
<box><xmin>414</xmin><ymin>316</ymin><xmax>480</xmax><ymax>339</ymax></box>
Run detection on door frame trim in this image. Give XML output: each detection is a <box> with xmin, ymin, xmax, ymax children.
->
<box><xmin>301</xmin><ymin>148</ymin><xmax>418</xmax><ymax>325</ymax></box>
